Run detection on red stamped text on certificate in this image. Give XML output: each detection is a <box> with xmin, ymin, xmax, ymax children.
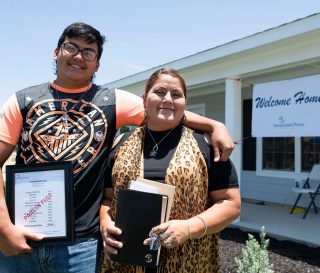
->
<box><xmin>24</xmin><ymin>192</ymin><xmax>53</xmax><ymax>221</ymax></box>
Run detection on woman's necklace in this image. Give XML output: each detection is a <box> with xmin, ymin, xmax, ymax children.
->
<box><xmin>147</xmin><ymin>127</ymin><xmax>174</xmax><ymax>157</ymax></box>
<box><xmin>52</xmin><ymin>82</ymin><xmax>90</xmax><ymax>124</ymax></box>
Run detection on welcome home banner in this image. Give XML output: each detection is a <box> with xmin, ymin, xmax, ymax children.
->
<box><xmin>252</xmin><ymin>75</ymin><xmax>320</xmax><ymax>137</ymax></box>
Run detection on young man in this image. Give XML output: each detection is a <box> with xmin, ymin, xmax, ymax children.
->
<box><xmin>0</xmin><ymin>22</ymin><xmax>234</xmax><ymax>273</ymax></box>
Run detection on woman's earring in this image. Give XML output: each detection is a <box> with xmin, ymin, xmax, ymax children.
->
<box><xmin>144</xmin><ymin>110</ymin><xmax>148</xmax><ymax>120</ymax></box>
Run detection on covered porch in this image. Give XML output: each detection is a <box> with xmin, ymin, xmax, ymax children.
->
<box><xmin>232</xmin><ymin>199</ymin><xmax>320</xmax><ymax>247</ymax></box>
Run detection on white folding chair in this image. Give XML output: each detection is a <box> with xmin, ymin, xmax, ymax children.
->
<box><xmin>290</xmin><ymin>164</ymin><xmax>320</xmax><ymax>219</ymax></box>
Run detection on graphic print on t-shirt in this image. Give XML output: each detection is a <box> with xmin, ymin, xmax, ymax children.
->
<box><xmin>20</xmin><ymin>97</ymin><xmax>107</xmax><ymax>174</ymax></box>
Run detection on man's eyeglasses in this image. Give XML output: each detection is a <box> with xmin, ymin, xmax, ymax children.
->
<box><xmin>61</xmin><ymin>42</ymin><xmax>98</xmax><ymax>62</ymax></box>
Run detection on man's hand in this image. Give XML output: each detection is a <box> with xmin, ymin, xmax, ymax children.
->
<box><xmin>183</xmin><ymin>111</ymin><xmax>234</xmax><ymax>161</ymax></box>
<box><xmin>210</xmin><ymin>121</ymin><xmax>234</xmax><ymax>161</ymax></box>
<box><xmin>0</xmin><ymin>224</ymin><xmax>43</xmax><ymax>256</ymax></box>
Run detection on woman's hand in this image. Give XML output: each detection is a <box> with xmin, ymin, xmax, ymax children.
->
<box><xmin>99</xmin><ymin>188</ymin><xmax>123</xmax><ymax>260</ymax></box>
<box><xmin>100</xmin><ymin>219</ymin><xmax>123</xmax><ymax>260</ymax></box>
<box><xmin>144</xmin><ymin>220</ymin><xmax>190</xmax><ymax>249</ymax></box>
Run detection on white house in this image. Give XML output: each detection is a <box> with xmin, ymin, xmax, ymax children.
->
<box><xmin>104</xmin><ymin>13</ymin><xmax>320</xmax><ymax>210</ymax></box>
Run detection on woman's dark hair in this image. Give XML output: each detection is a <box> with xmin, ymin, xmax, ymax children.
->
<box><xmin>57</xmin><ymin>22</ymin><xmax>105</xmax><ymax>60</ymax></box>
<box><xmin>145</xmin><ymin>67</ymin><xmax>187</xmax><ymax>98</ymax></box>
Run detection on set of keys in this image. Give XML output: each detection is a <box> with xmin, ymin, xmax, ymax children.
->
<box><xmin>149</xmin><ymin>231</ymin><xmax>161</xmax><ymax>250</ymax></box>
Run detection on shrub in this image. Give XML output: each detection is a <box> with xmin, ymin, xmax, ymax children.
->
<box><xmin>235</xmin><ymin>226</ymin><xmax>274</xmax><ymax>273</ymax></box>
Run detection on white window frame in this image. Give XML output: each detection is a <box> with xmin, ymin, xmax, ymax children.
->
<box><xmin>256</xmin><ymin>137</ymin><xmax>308</xmax><ymax>180</ymax></box>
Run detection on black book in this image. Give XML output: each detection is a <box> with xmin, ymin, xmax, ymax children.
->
<box><xmin>111</xmin><ymin>189</ymin><xmax>168</xmax><ymax>268</ymax></box>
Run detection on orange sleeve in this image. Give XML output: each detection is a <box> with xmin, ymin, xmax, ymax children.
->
<box><xmin>0</xmin><ymin>95</ymin><xmax>23</xmax><ymax>145</ymax></box>
<box><xmin>115</xmin><ymin>89</ymin><xmax>144</xmax><ymax>129</ymax></box>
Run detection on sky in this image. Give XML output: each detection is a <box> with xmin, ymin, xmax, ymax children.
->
<box><xmin>1</xmin><ymin>0</ymin><xmax>320</xmax><ymax>106</ymax></box>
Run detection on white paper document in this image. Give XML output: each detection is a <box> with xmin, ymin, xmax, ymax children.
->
<box><xmin>14</xmin><ymin>169</ymin><xmax>66</xmax><ymax>237</ymax></box>
<box><xmin>129</xmin><ymin>178</ymin><xmax>175</xmax><ymax>221</ymax></box>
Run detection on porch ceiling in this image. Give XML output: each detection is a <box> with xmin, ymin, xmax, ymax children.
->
<box><xmin>188</xmin><ymin>57</ymin><xmax>320</xmax><ymax>92</ymax></box>
<box><xmin>241</xmin><ymin>58</ymin><xmax>320</xmax><ymax>86</ymax></box>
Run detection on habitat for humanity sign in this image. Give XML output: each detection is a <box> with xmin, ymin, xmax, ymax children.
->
<box><xmin>252</xmin><ymin>75</ymin><xmax>320</xmax><ymax>137</ymax></box>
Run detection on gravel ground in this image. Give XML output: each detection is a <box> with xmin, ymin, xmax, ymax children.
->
<box><xmin>219</xmin><ymin>227</ymin><xmax>320</xmax><ymax>273</ymax></box>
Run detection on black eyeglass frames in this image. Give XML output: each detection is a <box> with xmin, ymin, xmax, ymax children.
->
<box><xmin>61</xmin><ymin>42</ymin><xmax>97</xmax><ymax>62</ymax></box>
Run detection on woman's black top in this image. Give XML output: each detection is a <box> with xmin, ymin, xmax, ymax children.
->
<box><xmin>105</xmin><ymin>124</ymin><xmax>238</xmax><ymax>191</ymax></box>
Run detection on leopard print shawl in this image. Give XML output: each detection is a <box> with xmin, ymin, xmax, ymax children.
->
<box><xmin>100</xmin><ymin>126</ymin><xmax>220</xmax><ymax>273</ymax></box>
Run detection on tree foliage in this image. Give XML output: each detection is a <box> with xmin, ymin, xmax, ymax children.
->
<box><xmin>235</xmin><ymin>226</ymin><xmax>274</xmax><ymax>273</ymax></box>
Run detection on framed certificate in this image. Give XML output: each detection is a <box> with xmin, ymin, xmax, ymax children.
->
<box><xmin>5</xmin><ymin>161</ymin><xmax>74</xmax><ymax>245</ymax></box>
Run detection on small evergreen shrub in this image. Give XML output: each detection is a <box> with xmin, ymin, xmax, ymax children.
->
<box><xmin>235</xmin><ymin>226</ymin><xmax>274</xmax><ymax>273</ymax></box>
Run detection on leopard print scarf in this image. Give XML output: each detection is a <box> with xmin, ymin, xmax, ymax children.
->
<box><xmin>100</xmin><ymin>126</ymin><xmax>220</xmax><ymax>273</ymax></box>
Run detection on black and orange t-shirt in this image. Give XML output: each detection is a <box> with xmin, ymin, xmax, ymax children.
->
<box><xmin>0</xmin><ymin>82</ymin><xmax>144</xmax><ymax>237</ymax></box>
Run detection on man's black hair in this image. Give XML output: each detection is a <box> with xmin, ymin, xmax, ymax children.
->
<box><xmin>57</xmin><ymin>22</ymin><xmax>105</xmax><ymax>60</ymax></box>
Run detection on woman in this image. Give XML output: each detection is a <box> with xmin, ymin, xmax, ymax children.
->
<box><xmin>100</xmin><ymin>68</ymin><xmax>241</xmax><ymax>273</ymax></box>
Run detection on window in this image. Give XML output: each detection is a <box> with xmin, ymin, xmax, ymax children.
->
<box><xmin>262</xmin><ymin>137</ymin><xmax>294</xmax><ymax>171</ymax></box>
<box><xmin>114</xmin><ymin>126</ymin><xmax>136</xmax><ymax>138</ymax></box>
<box><xmin>243</xmin><ymin>99</ymin><xmax>256</xmax><ymax>171</ymax></box>
<box><xmin>301</xmin><ymin>137</ymin><xmax>320</xmax><ymax>171</ymax></box>
<box><xmin>119</xmin><ymin>126</ymin><xmax>134</xmax><ymax>134</ymax></box>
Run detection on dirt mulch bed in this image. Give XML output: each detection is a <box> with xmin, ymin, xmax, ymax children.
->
<box><xmin>219</xmin><ymin>227</ymin><xmax>320</xmax><ymax>273</ymax></box>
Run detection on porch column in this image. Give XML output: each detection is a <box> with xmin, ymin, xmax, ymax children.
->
<box><xmin>225</xmin><ymin>78</ymin><xmax>242</xmax><ymax>196</ymax></box>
